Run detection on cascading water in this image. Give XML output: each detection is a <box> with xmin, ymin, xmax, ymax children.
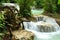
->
<box><xmin>23</xmin><ymin>15</ymin><xmax>60</xmax><ymax>40</ymax></box>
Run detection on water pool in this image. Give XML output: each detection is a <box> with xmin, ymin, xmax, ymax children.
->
<box><xmin>31</xmin><ymin>9</ymin><xmax>44</xmax><ymax>15</ymax></box>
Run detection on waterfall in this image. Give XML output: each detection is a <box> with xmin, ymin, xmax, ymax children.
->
<box><xmin>23</xmin><ymin>15</ymin><xmax>60</xmax><ymax>40</ymax></box>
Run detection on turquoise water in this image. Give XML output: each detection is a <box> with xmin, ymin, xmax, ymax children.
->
<box><xmin>31</xmin><ymin>9</ymin><xmax>44</xmax><ymax>15</ymax></box>
<box><xmin>51</xmin><ymin>34</ymin><xmax>60</xmax><ymax>40</ymax></box>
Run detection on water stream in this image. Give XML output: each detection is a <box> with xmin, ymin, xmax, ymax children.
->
<box><xmin>23</xmin><ymin>15</ymin><xmax>60</xmax><ymax>40</ymax></box>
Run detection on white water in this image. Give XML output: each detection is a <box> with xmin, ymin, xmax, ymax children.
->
<box><xmin>23</xmin><ymin>16</ymin><xmax>60</xmax><ymax>40</ymax></box>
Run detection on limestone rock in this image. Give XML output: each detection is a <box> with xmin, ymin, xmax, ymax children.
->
<box><xmin>37</xmin><ymin>22</ymin><xmax>57</xmax><ymax>32</ymax></box>
<box><xmin>2</xmin><ymin>3</ymin><xmax>20</xmax><ymax>11</ymax></box>
<box><xmin>12</xmin><ymin>30</ymin><xmax>34</xmax><ymax>40</ymax></box>
<box><xmin>55</xmin><ymin>18</ymin><xmax>60</xmax><ymax>26</ymax></box>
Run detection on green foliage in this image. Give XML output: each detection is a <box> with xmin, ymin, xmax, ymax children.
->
<box><xmin>43</xmin><ymin>0</ymin><xmax>57</xmax><ymax>13</ymax></box>
<box><xmin>43</xmin><ymin>0</ymin><xmax>51</xmax><ymax>12</ymax></box>
<box><xmin>35</xmin><ymin>0</ymin><xmax>44</xmax><ymax>9</ymax></box>
<box><xmin>58</xmin><ymin>0</ymin><xmax>60</xmax><ymax>4</ymax></box>
<box><xmin>15</xmin><ymin>0</ymin><xmax>34</xmax><ymax>6</ymax></box>
<box><xmin>0</xmin><ymin>12</ymin><xmax>6</xmax><ymax>40</ymax></box>
<box><xmin>0</xmin><ymin>12</ymin><xmax>6</xmax><ymax>32</ymax></box>
<box><xmin>0</xmin><ymin>0</ymin><xmax>10</xmax><ymax>3</ymax></box>
<box><xmin>15</xmin><ymin>0</ymin><xmax>33</xmax><ymax>18</ymax></box>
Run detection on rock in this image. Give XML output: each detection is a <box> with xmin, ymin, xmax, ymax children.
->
<box><xmin>36</xmin><ymin>22</ymin><xmax>57</xmax><ymax>32</ymax></box>
<box><xmin>21</xmin><ymin>18</ymin><xmax>30</xmax><ymax>22</ymax></box>
<box><xmin>33</xmin><ymin>15</ymin><xmax>56</xmax><ymax>23</ymax></box>
<box><xmin>12</xmin><ymin>30</ymin><xmax>34</xmax><ymax>40</ymax></box>
<box><xmin>2</xmin><ymin>3</ymin><xmax>20</xmax><ymax>11</ymax></box>
<box><xmin>55</xmin><ymin>18</ymin><xmax>60</xmax><ymax>26</ymax></box>
<box><xmin>33</xmin><ymin>15</ymin><xmax>44</xmax><ymax>21</ymax></box>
